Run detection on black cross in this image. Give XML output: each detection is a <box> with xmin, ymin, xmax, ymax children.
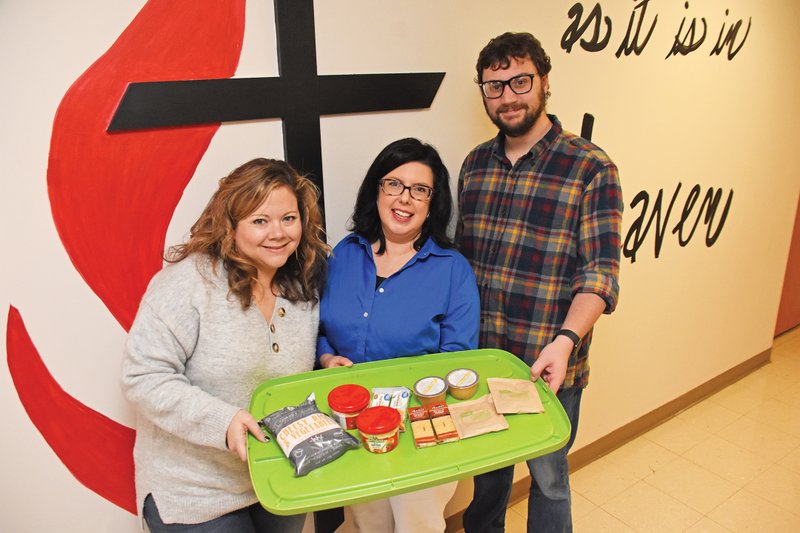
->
<box><xmin>108</xmin><ymin>0</ymin><xmax>445</xmax><ymax>220</ymax></box>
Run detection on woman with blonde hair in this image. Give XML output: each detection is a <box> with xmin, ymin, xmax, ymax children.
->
<box><xmin>122</xmin><ymin>158</ymin><xmax>328</xmax><ymax>532</ymax></box>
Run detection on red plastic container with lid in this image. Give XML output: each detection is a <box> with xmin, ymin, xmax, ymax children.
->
<box><xmin>356</xmin><ymin>406</ymin><xmax>402</xmax><ymax>453</ymax></box>
<box><xmin>327</xmin><ymin>384</ymin><xmax>370</xmax><ymax>430</ymax></box>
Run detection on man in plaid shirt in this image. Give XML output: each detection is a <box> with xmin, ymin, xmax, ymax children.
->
<box><xmin>457</xmin><ymin>32</ymin><xmax>623</xmax><ymax>533</ymax></box>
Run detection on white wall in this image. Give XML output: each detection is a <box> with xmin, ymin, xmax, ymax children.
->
<box><xmin>2</xmin><ymin>1</ymin><xmax>799</xmax><ymax>531</ymax></box>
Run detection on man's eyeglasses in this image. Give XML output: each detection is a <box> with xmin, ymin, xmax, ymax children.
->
<box><xmin>478</xmin><ymin>74</ymin><xmax>536</xmax><ymax>99</ymax></box>
<box><xmin>379</xmin><ymin>178</ymin><xmax>434</xmax><ymax>201</ymax></box>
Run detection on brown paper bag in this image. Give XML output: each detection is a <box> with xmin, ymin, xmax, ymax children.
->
<box><xmin>448</xmin><ymin>394</ymin><xmax>509</xmax><ymax>439</ymax></box>
<box><xmin>487</xmin><ymin>378</ymin><xmax>544</xmax><ymax>414</ymax></box>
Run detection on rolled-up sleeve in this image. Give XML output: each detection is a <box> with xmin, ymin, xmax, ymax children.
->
<box><xmin>571</xmin><ymin>162</ymin><xmax>623</xmax><ymax>313</ymax></box>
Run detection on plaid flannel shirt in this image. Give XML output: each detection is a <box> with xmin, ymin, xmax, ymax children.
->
<box><xmin>456</xmin><ymin>115</ymin><xmax>622</xmax><ymax>389</ymax></box>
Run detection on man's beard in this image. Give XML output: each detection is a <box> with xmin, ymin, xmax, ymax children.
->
<box><xmin>485</xmin><ymin>87</ymin><xmax>547</xmax><ymax>138</ymax></box>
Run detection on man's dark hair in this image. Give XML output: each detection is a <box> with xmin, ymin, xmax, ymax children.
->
<box><xmin>476</xmin><ymin>32</ymin><xmax>552</xmax><ymax>83</ymax></box>
<box><xmin>349</xmin><ymin>138</ymin><xmax>454</xmax><ymax>254</ymax></box>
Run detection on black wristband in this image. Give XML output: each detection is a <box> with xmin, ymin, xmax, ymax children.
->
<box><xmin>554</xmin><ymin>329</ymin><xmax>581</xmax><ymax>348</ymax></box>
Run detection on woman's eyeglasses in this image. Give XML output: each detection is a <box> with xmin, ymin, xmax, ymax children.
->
<box><xmin>379</xmin><ymin>178</ymin><xmax>434</xmax><ymax>201</ymax></box>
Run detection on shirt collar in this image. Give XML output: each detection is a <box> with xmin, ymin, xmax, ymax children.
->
<box><xmin>417</xmin><ymin>235</ymin><xmax>456</xmax><ymax>258</ymax></box>
<box><xmin>347</xmin><ymin>232</ymin><xmax>455</xmax><ymax>260</ymax></box>
<box><xmin>491</xmin><ymin>113</ymin><xmax>562</xmax><ymax>164</ymax></box>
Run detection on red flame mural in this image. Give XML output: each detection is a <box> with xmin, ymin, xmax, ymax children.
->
<box><xmin>6</xmin><ymin>0</ymin><xmax>245</xmax><ymax>513</ymax></box>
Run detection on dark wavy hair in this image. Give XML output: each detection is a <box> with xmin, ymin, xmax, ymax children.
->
<box><xmin>476</xmin><ymin>32</ymin><xmax>552</xmax><ymax>83</ymax></box>
<box><xmin>349</xmin><ymin>138</ymin><xmax>454</xmax><ymax>253</ymax></box>
<box><xmin>167</xmin><ymin>158</ymin><xmax>329</xmax><ymax>307</ymax></box>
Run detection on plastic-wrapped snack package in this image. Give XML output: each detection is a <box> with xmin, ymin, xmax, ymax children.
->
<box><xmin>427</xmin><ymin>403</ymin><xmax>460</xmax><ymax>443</ymax></box>
<box><xmin>408</xmin><ymin>406</ymin><xmax>436</xmax><ymax>448</ymax></box>
<box><xmin>259</xmin><ymin>393</ymin><xmax>360</xmax><ymax>476</ymax></box>
<box><xmin>370</xmin><ymin>386</ymin><xmax>410</xmax><ymax>431</ymax></box>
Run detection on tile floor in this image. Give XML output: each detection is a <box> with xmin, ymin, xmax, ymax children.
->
<box><xmin>497</xmin><ymin>326</ymin><xmax>800</xmax><ymax>532</ymax></box>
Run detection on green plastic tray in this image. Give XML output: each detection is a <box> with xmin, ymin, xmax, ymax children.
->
<box><xmin>247</xmin><ymin>348</ymin><xmax>570</xmax><ymax>515</ymax></box>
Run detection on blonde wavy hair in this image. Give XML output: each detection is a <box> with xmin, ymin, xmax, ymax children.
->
<box><xmin>167</xmin><ymin>158</ymin><xmax>329</xmax><ymax>307</ymax></box>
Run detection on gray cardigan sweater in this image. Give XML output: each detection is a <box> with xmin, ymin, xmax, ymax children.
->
<box><xmin>121</xmin><ymin>254</ymin><xmax>318</xmax><ymax>524</ymax></box>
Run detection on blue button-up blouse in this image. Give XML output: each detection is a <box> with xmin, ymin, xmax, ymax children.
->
<box><xmin>317</xmin><ymin>233</ymin><xmax>479</xmax><ymax>363</ymax></box>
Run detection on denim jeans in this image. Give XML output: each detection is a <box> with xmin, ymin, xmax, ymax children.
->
<box><xmin>143</xmin><ymin>494</ymin><xmax>306</xmax><ymax>533</ymax></box>
<box><xmin>463</xmin><ymin>387</ymin><xmax>583</xmax><ymax>533</ymax></box>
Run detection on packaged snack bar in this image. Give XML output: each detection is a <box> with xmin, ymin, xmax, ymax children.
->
<box><xmin>370</xmin><ymin>386</ymin><xmax>410</xmax><ymax>431</ymax></box>
<box><xmin>427</xmin><ymin>403</ymin><xmax>460</xmax><ymax>443</ymax></box>
<box><xmin>259</xmin><ymin>393</ymin><xmax>360</xmax><ymax>476</ymax></box>
<box><xmin>408</xmin><ymin>406</ymin><xmax>436</xmax><ymax>448</ymax></box>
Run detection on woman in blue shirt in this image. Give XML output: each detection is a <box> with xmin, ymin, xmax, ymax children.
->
<box><xmin>318</xmin><ymin>138</ymin><xmax>480</xmax><ymax>532</ymax></box>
